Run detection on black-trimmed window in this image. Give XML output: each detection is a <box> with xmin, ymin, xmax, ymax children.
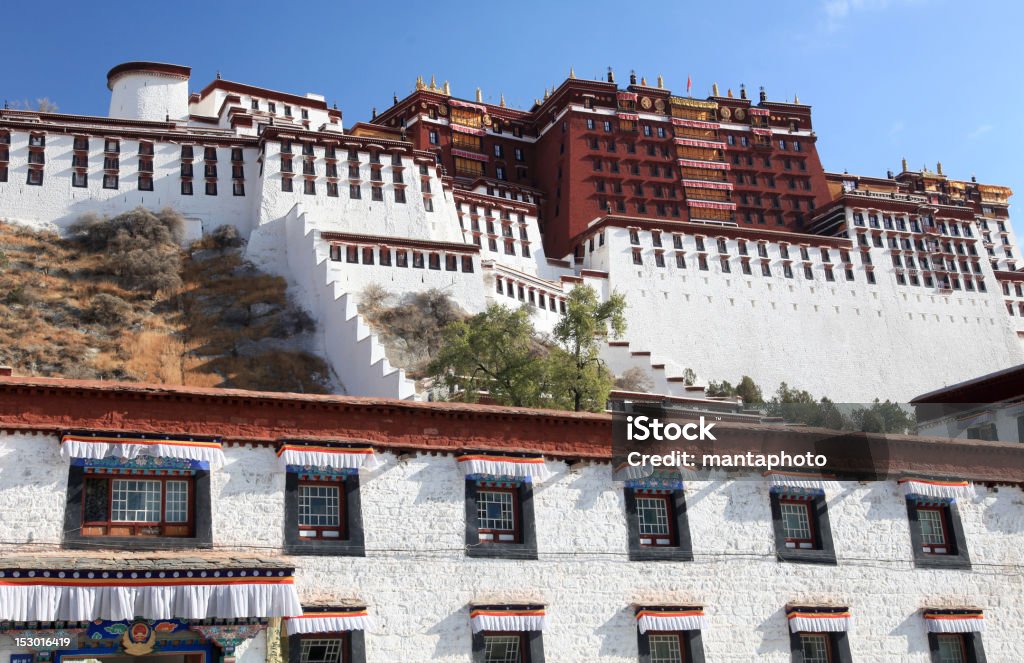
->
<box><xmin>770</xmin><ymin>490</ymin><xmax>836</xmax><ymax>565</ymax></box>
<box><xmin>906</xmin><ymin>496</ymin><xmax>971</xmax><ymax>569</ymax></box>
<box><xmin>72</xmin><ymin>171</ymin><xmax>87</xmax><ymax>188</ymax></box>
<box><xmin>927</xmin><ymin>624</ymin><xmax>985</xmax><ymax>663</ymax></box>
<box><xmin>465</xmin><ymin>478</ymin><xmax>537</xmax><ymax>560</ymax></box>
<box><xmin>625</xmin><ymin>486</ymin><xmax>693</xmax><ymax>561</ymax></box>
<box><xmin>472</xmin><ymin>630</ymin><xmax>544</xmax><ymax>663</ymax></box>
<box><xmin>285</xmin><ymin>468</ymin><xmax>364</xmax><ymax>557</ymax></box>
<box><xmin>63</xmin><ymin>459</ymin><xmax>212</xmax><ymax>550</ymax></box>
<box><xmin>790</xmin><ymin>632</ymin><xmax>852</xmax><ymax>663</ymax></box>
<box><xmin>289</xmin><ymin>632</ymin><xmax>365</xmax><ymax>663</ymax></box>
<box><xmin>638</xmin><ymin>630</ymin><xmax>705</xmax><ymax>663</ymax></box>
<box><xmin>103</xmin><ymin>173</ymin><xmax>119</xmax><ymax>189</ymax></box>
<box><xmin>138</xmin><ymin>175</ymin><xmax>154</xmax><ymax>191</ymax></box>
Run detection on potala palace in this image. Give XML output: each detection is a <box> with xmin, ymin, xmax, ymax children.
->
<box><xmin>1</xmin><ymin>61</ymin><xmax>1022</xmax><ymax>402</ymax></box>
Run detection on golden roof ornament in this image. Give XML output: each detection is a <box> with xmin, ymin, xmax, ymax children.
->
<box><xmin>712</xmin><ymin>82</ymin><xmax>719</xmax><ymax>96</ymax></box>
<box><xmin>500</xmin><ymin>93</ymin><xmax>506</xmax><ymax>108</ymax></box>
<box><xmin>727</xmin><ymin>88</ymin><xmax>734</xmax><ymax>98</ymax></box>
<box><xmin>415</xmin><ymin>76</ymin><xmax>425</xmax><ymax>91</ymax></box>
<box><xmin>476</xmin><ymin>87</ymin><xmax>483</xmax><ymax>103</ymax></box>
<box><xmin>641</xmin><ymin>76</ymin><xmax>647</xmax><ymax>86</ymax></box>
<box><xmin>443</xmin><ymin>81</ymin><xmax>450</xmax><ymax>96</ymax></box>
<box><xmin>657</xmin><ymin>74</ymin><xmax>664</xmax><ymax>89</ymax></box>
<box><xmin>569</xmin><ymin>67</ymin><xmax>576</xmax><ymax>79</ymax></box>
<box><xmin>902</xmin><ymin>157</ymin><xmax>908</xmax><ymax>171</ymax></box>
<box><xmin>794</xmin><ymin>93</ymin><xmax>800</xmax><ymax>104</ymax></box>
<box><xmin>429</xmin><ymin>75</ymin><xmax>438</xmax><ymax>91</ymax></box>
<box><xmin>937</xmin><ymin>161</ymin><xmax>943</xmax><ymax>175</ymax></box>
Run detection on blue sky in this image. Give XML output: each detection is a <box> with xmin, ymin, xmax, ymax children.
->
<box><xmin>3</xmin><ymin>0</ymin><xmax>1020</xmax><ymax>235</ymax></box>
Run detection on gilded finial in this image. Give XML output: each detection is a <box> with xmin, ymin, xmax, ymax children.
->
<box><xmin>544</xmin><ymin>88</ymin><xmax>550</xmax><ymax>100</ymax></box>
<box><xmin>657</xmin><ymin>74</ymin><xmax>664</xmax><ymax>89</ymax></box>
<box><xmin>415</xmin><ymin>76</ymin><xmax>425</xmax><ymax>91</ymax></box>
<box><xmin>500</xmin><ymin>93</ymin><xmax>506</xmax><ymax>108</ymax></box>
<box><xmin>569</xmin><ymin>67</ymin><xmax>576</xmax><ymax>79</ymax></box>
<box><xmin>794</xmin><ymin>93</ymin><xmax>800</xmax><ymax>104</ymax></box>
<box><xmin>607</xmin><ymin>67</ymin><xmax>615</xmax><ymax>83</ymax></box>
<box><xmin>712</xmin><ymin>82</ymin><xmax>719</xmax><ymax>96</ymax></box>
<box><xmin>443</xmin><ymin>81</ymin><xmax>451</xmax><ymax>96</ymax></box>
<box><xmin>429</xmin><ymin>75</ymin><xmax>438</xmax><ymax>91</ymax></box>
<box><xmin>641</xmin><ymin>76</ymin><xmax>647</xmax><ymax>86</ymax></box>
<box><xmin>475</xmin><ymin>87</ymin><xmax>483</xmax><ymax>103</ymax></box>
<box><xmin>727</xmin><ymin>88</ymin><xmax>734</xmax><ymax>98</ymax></box>
<box><xmin>535</xmin><ymin>98</ymin><xmax>541</xmax><ymax>106</ymax></box>
<box><xmin>901</xmin><ymin>157</ymin><xmax>908</xmax><ymax>171</ymax></box>
<box><xmin>937</xmin><ymin>161</ymin><xmax>943</xmax><ymax>175</ymax></box>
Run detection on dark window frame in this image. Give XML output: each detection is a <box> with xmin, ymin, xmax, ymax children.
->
<box><xmin>770</xmin><ymin>491</ymin><xmax>837</xmax><ymax>565</ymax></box>
<box><xmin>625</xmin><ymin>487</ymin><xmax>693</xmax><ymax>561</ymax></box>
<box><xmin>637</xmin><ymin>629</ymin><xmax>705</xmax><ymax>663</ymax></box>
<box><xmin>284</xmin><ymin>471</ymin><xmax>365</xmax><ymax>556</ymax></box>
<box><xmin>927</xmin><ymin>631</ymin><xmax>986</xmax><ymax>663</ymax></box>
<box><xmin>472</xmin><ymin>630</ymin><xmax>544</xmax><ymax>663</ymax></box>
<box><xmin>288</xmin><ymin>630</ymin><xmax>365</xmax><ymax>663</ymax></box>
<box><xmin>906</xmin><ymin>498</ymin><xmax>971</xmax><ymax>569</ymax></box>
<box><xmin>789</xmin><ymin>631</ymin><xmax>853</xmax><ymax>663</ymax></box>
<box><xmin>465</xmin><ymin>479</ymin><xmax>537</xmax><ymax>560</ymax></box>
<box><xmin>63</xmin><ymin>464</ymin><xmax>212</xmax><ymax>550</ymax></box>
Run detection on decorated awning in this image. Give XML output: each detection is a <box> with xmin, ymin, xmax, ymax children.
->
<box><xmin>671</xmin><ymin>118</ymin><xmax>720</xmax><ymax>129</ymax></box>
<box><xmin>449</xmin><ymin>99</ymin><xmax>486</xmax><ymax>112</ymax></box>
<box><xmin>674</xmin><ymin>138</ymin><xmax>726</xmax><ymax>149</ymax></box>
<box><xmin>450</xmin><ymin>123</ymin><xmax>486</xmax><ymax>136</ymax></box>
<box><xmin>677</xmin><ymin>158</ymin><xmax>730</xmax><ymax>170</ymax></box>
<box><xmin>616</xmin><ymin>92</ymin><xmax>638</xmax><ymax>102</ymax></box>
<box><xmin>681</xmin><ymin>179</ymin><xmax>733</xmax><ymax>191</ymax></box>
<box><xmin>458</xmin><ymin>453</ymin><xmax>552</xmax><ymax>483</ymax></box>
<box><xmin>787</xmin><ymin>607</ymin><xmax>851</xmax><ymax>633</ymax></box>
<box><xmin>899</xmin><ymin>479</ymin><xmax>973</xmax><ymax>500</ymax></box>
<box><xmin>751</xmin><ymin>128</ymin><xmax>772</xmax><ymax>136</ymax></box>
<box><xmin>617</xmin><ymin>112</ymin><xmax>640</xmax><ymax>121</ymax></box>
<box><xmin>60</xmin><ymin>433</ymin><xmax>225</xmax><ymax>468</ymax></box>
<box><xmin>614</xmin><ymin>464</ymin><xmax>686</xmax><ymax>490</ymax></box>
<box><xmin>923</xmin><ymin>609</ymin><xmax>985</xmax><ymax>633</ymax></box>
<box><xmin>766</xmin><ymin>471</ymin><xmax>841</xmax><ymax>494</ymax></box>
<box><xmin>749</xmin><ymin>107</ymin><xmax>770</xmax><ymax>116</ymax></box>
<box><xmin>451</xmin><ymin>148</ymin><xmax>489</xmax><ymax>162</ymax></box>
<box><xmin>470</xmin><ymin>606</ymin><xmax>547</xmax><ymax>633</ymax></box>
<box><xmin>0</xmin><ymin>557</ymin><xmax>302</xmax><ymax>622</ymax></box>
<box><xmin>687</xmin><ymin>200</ymin><xmax>737</xmax><ymax>211</ymax></box>
<box><xmin>636</xmin><ymin>607</ymin><xmax>707</xmax><ymax>634</ymax></box>
<box><xmin>277</xmin><ymin>442</ymin><xmax>382</xmax><ymax>472</ymax></box>
<box><xmin>285</xmin><ymin>608</ymin><xmax>373</xmax><ymax>635</ymax></box>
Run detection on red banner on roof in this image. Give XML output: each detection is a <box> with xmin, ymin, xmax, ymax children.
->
<box><xmin>674</xmin><ymin>138</ymin><xmax>726</xmax><ymax>149</ymax></box>
<box><xmin>749</xmin><ymin>107</ymin><xmax>770</xmax><ymax>116</ymax></box>
<box><xmin>617</xmin><ymin>92</ymin><xmax>638</xmax><ymax>102</ymax></box>
<box><xmin>671</xmin><ymin>118</ymin><xmax>720</xmax><ymax>130</ymax></box>
<box><xmin>687</xmin><ymin>199</ymin><xmax>737</xmax><ymax>211</ymax></box>
<box><xmin>677</xmin><ymin>158</ymin><xmax>731</xmax><ymax>170</ymax></box>
<box><xmin>681</xmin><ymin>179</ymin><xmax>734</xmax><ymax>191</ymax></box>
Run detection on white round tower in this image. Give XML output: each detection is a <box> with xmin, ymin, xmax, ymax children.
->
<box><xmin>107</xmin><ymin>62</ymin><xmax>191</xmax><ymax>122</ymax></box>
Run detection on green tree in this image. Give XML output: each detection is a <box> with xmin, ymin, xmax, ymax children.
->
<box><xmin>428</xmin><ymin>303</ymin><xmax>548</xmax><ymax>407</ymax></box>
<box><xmin>547</xmin><ymin>286</ymin><xmax>627</xmax><ymax>412</ymax></box>
<box><xmin>764</xmin><ymin>382</ymin><xmax>849</xmax><ymax>429</ymax></box>
<box><xmin>706</xmin><ymin>380</ymin><xmax>736</xmax><ymax>398</ymax></box>
<box><xmin>850</xmin><ymin>399</ymin><xmax>915</xmax><ymax>434</ymax></box>
<box><xmin>735</xmin><ymin>375</ymin><xmax>764</xmax><ymax>405</ymax></box>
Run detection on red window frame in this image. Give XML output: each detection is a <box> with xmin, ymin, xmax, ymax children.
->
<box><xmin>476</xmin><ymin>485</ymin><xmax>521</xmax><ymax>544</ymax></box>
<box><xmin>646</xmin><ymin>630</ymin><xmax>686</xmax><ymax>662</ymax></box>
<box><xmin>481</xmin><ymin>631</ymin><xmax>525</xmax><ymax>663</ymax></box>
<box><xmin>81</xmin><ymin>473</ymin><xmax>195</xmax><ymax>537</ymax></box>
<box><xmin>779</xmin><ymin>496</ymin><xmax>816</xmax><ymax>548</ymax></box>
<box><xmin>635</xmin><ymin>490</ymin><xmax>676</xmax><ymax>547</ymax></box>
<box><xmin>917</xmin><ymin>504</ymin><xmax>952</xmax><ymax>554</ymax></box>
<box><xmin>297</xmin><ymin>477</ymin><xmax>347</xmax><ymax>540</ymax></box>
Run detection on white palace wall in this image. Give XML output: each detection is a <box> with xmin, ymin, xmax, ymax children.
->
<box><xmin>585</xmin><ymin>226</ymin><xmax>1024</xmax><ymax>403</ymax></box>
<box><xmin>1</xmin><ymin>431</ymin><xmax>1023</xmax><ymax>661</ymax></box>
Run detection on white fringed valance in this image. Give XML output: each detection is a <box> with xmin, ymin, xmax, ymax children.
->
<box><xmin>0</xmin><ymin>575</ymin><xmax>302</xmax><ymax>622</ymax></box>
<box><xmin>278</xmin><ymin>445</ymin><xmax>381</xmax><ymax>472</ymax></box>
<box><xmin>636</xmin><ymin>610</ymin><xmax>707</xmax><ymax>634</ymax></box>
<box><xmin>61</xmin><ymin>435</ymin><xmax>225</xmax><ymax>468</ymax></box>
<box><xmin>787</xmin><ymin>611</ymin><xmax>852</xmax><ymax>633</ymax></box>
<box><xmin>924</xmin><ymin>612</ymin><xmax>985</xmax><ymax>633</ymax></box>
<box><xmin>470</xmin><ymin>608</ymin><xmax>547</xmax><ymax>633</ymax></box>
<box><xmin>900</xmin><ymin>479</ymin><xmax>973</xmax><ymax>500</ymax></box>
<box><xmin>285</xmin><ymin>611</ymin><xmax>373</xmax><ymax>635</ymax></box>
<box><xmin>767</xmin><ymin>472</ymin><xmax>841</xmax><ymax>494</ymax></box>
<box><xmin>458</xmin><ymin>455</ymin><xmax>551</xmax><ymax>483</ymax></box>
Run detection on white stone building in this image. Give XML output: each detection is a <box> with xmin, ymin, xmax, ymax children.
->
<box><xmin>0</xmin><ymin>375</ymin><xmax>1021</xmax><ymax>662</ymax></box>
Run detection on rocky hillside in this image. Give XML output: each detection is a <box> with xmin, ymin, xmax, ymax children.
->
<box><xmin>0</xmin><ymin>210</ymin><xmax>332</xmax><ymax>393</ymax></box>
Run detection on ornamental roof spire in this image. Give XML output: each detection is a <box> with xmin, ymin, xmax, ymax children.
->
<box><xmin>443</xmin><ymin>81</ymin><xmax>450</xmax><ymax>95</ymax></box>
<box><xmin>429</xmin><ymin>75</ymin><xmax>438</xmax><ymax>91</ymax></box>
<box><xmin>641</xmin><ymin>76</ymin><xmax>647</xmax><ymax>86</ymax></box>
<box><xmin>607</xmin><ymin>67</ymin><xmax>615</xmax><ymax>83</ymax></box>
<box><xmin>569</xmin><ymin>67</ymin><xmax>576</xmax><ymax>79</ymax></box>
<box><xmin>902</xmin><ymin>157</ymin><xmax>908</xmax><ymax>171</ymax></box>
<box><xmin>476</xmin><ymin>87</ymin><xmax>483</xmax><ymax>103</ymax></box>
<box><xmin>415</xmin><ymin>76</ymin><xmax>425</xmax><ymax>91</ymax></box>
<box><xmin>712</xmin><ymin>82</ymin><xmax>720</xmax><ymax>96</ymax></box>
<box><xmin>657</xmin><ymin>74</ymin><xmax>664</xmax><ymax>89</ymax></box>
<box><xmin>794</xmin><ymin>93</ymin><xmax>800</xmax><ymax>104</ymax></box>
<box><xmin>727</xmin><ymin>88</ymin><xmax>734</xmax><ymax>98</ymax></box>
<box><xmin>500</xmin><ymin>93</ymin><xmax>506</xmax><ymax>108</ymax></box>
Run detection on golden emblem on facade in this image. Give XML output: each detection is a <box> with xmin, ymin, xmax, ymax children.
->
<box><xmin>640</xmin><ymin>97</ymin><xmax>652</xmax><ymax>110</ymax></box>
<box><xmin>720</xmin><ymin>106</ymin><xmax>732</xmax><ymax>120</ymax></box>
<box><xmin>654</xmin><ymin>98</ymin><xmax>665</xmax><ymax>112</ymax></box>
<box><xmin>735</xmin><ymin>108</ymin><xmax>746</xmax><ymax>120</ymax></box>
<box><xmin>121</xmin><ymin>621</ymin><xmax>157</xmax><ymax>656</ymax></box>
<box><xmin>483</xmin><ymin>114</ymin><xmax>492</xmax><ymax>126</ymax></box>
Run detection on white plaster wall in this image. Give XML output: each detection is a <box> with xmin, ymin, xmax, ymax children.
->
<box><xmin>590</xmin><ymin>226</ymin><xmax>1024</xmax><ymax>403</ymax></box>
<box><xmin>109</xmin><ymin>73</ymin><xmax>190</xmax><ymax>122</ymax></box>
<box><xmin>2</xmin><ymin>436</ymin><xmax>1024</xmax><ymax>660</ymax></box>
<box><xmin>0</xmin><ymin>131</ymin><xmax>258</xmax><ymax>236</ymax></box>
<box><xmin>0</xmin><ymin>431</ymin><xmax>66</xmax><ymax>548</ymax></box>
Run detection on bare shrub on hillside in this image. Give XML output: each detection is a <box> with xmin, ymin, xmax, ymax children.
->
<box><xmin>615</xmin><ymin>367</ymin><xmax>654</xmax><ymax>393</ymax></box>
<box><xmin>82</xmin><ymin>293</ymin><xmax>134</xmax><ymax>325</ymax></box>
